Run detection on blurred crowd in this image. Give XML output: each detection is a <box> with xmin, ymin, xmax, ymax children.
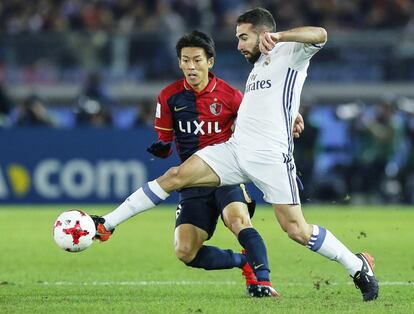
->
<box><xmin>2</xmin><ymin>1</ymin><xmax>414</xmax><ymax>85</ymax></box>
<box><xmin>1</xmin><ymin>0</ymin><xmax>414</xmax><ymax>33</ymax></box>
<box><xmin>295</xmin><ymin>98</ymin><xmax>414</xmax><ymax>204</ymax></box>
<box><xmin>0</xmin><ymin>73</ymin><xmax>155</xmax><ymax>129</ymax></box>
<box><xmin>1</xmin><ymin>79</ymin><xmax>414</xmax><ymax>204</ymax></box>
<box><xmin>1</xmin><ymin>1</ymin><xmax>413</xmax><ymax>203</ymax></box>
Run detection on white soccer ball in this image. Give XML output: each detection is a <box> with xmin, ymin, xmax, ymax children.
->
<box><xmin>53</xmin><ymin>210</ymin><xmax>96</xmax><ymax>252</ymax></box>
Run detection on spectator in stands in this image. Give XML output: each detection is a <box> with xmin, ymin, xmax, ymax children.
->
<box><xmin>15</xmin><ymin>95</ymin><xmax>55</xmax><ymax>127</ymax></box>
<box><xmin>0</xmin><ymin>84</ymin><xmax>12</xmax><ymax>127</ymax></box>
<box><xmin>309</xmin><ymin>104</ymin><xmax>354</xmax><ymax>201</ymax></box>
<box><xmin>82</xmin><ymin>72</ymin><xmax>111</xmax><ymax>106</ymax></box>
<box><xmin>75</xmin><ymin>72</ymin><xmax>113</xmax><ymax>127</ymax></box>
<box><xmin>134</xmin><ymin>99</ymin><xmax>155</xmax><ymax>128</ymax></box>
<box><xmin>352</xmin><ymin>98</ymin><xmax>405</xmax><ymax>201</ymax></box>
<box><xmin>75</xmin><ymin>96</ymin><xmax>112</xmax><ymax>127</ymax></box>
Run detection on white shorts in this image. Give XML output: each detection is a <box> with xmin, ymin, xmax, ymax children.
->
<box><xmin>195</xmin><ymin>140</ymin><xmax>300</xmax><ymax>205</ymax></box>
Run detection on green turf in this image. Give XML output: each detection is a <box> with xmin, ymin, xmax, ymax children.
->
<box><xmin>1</xmin><ymin>205</ymin><xmax>413</xmax><ymax>313</ymax></box>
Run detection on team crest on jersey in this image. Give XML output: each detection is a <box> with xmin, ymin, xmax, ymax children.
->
<box><xmin>263</xmin><ymin>56</ymin><xmax>271</xmax><ymax>66</ymax></box>
<box><xmin>209</xmin><ymin>102</ymin><xmax>222</xmax><ymax>115</ymax></box>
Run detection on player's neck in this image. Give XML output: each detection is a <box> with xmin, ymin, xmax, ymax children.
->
<box><xmin>188</xmin><ymin>77</ymin><xmax>210</xmax><ymax>93</ymax></box>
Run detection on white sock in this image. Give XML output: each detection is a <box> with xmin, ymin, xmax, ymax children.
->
<box><xmin>307</xmin><ymin>225</ymin><xmax>363</xmax><ymax>276</ymax></box>
<box><xmin>103</xmin><ymin>180</ymin><xmax>169</xmax><ymax>229</ymax></box>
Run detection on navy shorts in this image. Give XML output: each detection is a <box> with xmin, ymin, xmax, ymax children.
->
<box><xmin>175</xmin><ymin>184</ymin><xmax>255</xmax><ymax>239</ymax></box>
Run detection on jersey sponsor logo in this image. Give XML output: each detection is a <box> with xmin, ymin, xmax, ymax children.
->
<box><xmin>177</xmin><ymin>120</ymin><xmax>222</xmax><ymax>135</ymax></box>
<box><xmin>245</xmin><ymin>73</ymin><xmax>272</xmax><ymax>93</ymax></box>
<box><xmin>245</xmin><ymin>79</ymin><xmax>272</xmax><ymax>93</ymax></box>
<box><xmin>174</xmin><ymin>106</ymin><xmax>187</xmax><ymax>112</ymax></box>
<box><xmin>209</xmin><ymin>102</ymin><xmax>222</xmax><ymax>115</ymax></box>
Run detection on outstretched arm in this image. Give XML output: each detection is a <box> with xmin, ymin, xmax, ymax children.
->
<box><xmin>260</xmin><ymin>27</ymin><xmax>327</xmax><ymax>54</ymax></box>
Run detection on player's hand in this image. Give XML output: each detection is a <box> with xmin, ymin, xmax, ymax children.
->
<box><xmin>259</xmin><ymin>32</ymin><xmax>281</xmax><ymax>54</ymax></box>
<box><xmin>293</xmin><ymin>113</ymin><xmax>304</xmax><ymax>138</ymax></box>
<box><xmin>146</xmin><ymin>141</ymin><xmax>172</xmax><ymax>159</ymax></box>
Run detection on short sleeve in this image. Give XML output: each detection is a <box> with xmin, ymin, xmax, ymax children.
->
<box><xmin>154</xmin><ymin>94</ymin><xmax>174</xmax><ymax>142</ymax></box>
<box><xmin>232</xmin><ymin>89</ymin><xmax>244</xmax><ymax>113</ymax></box>
<box><xmin>272</xmin><ymin>41</ymin><xmax>325</xmax><ymax>71</ymax></box>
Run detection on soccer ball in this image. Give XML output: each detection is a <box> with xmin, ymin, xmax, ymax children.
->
<box><xmin>53</xmin><ymin>210</ymin><xmax>96</xmax><ymax>252</ymax></box>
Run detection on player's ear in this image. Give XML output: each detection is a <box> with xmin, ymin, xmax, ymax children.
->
<box><xmin>178</xmin><ymin>57</ymin><xmax>182</xmax><ymax>69</ymax></box>
<box><xmin>208</xmin><ymin>57</ymin><xmax>214</xmax><ymax>69</ymax></box>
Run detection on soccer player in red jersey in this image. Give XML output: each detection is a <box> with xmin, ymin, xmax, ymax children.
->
<box><xmin>93</xmin><ymin>30</ymin><xmax>304</xmax><ymax>297</ymax></box>
<box><xmin>147</xmin><ymin>31</ymin><xmax>276</xmax><ymax>297</ymax></box>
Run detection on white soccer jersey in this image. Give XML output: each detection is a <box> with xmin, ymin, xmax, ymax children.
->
<box><xmin>232</xmin><ymin>41</ymin><xmax>324</xmax><ymax>161</ymax></box>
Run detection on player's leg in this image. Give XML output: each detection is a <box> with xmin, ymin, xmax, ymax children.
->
<box><xmin>174</xmin><ymin>198</ymin><xmax>246</xmax><ymax>270</ymax></box>
<box><xmin>220</xmin><ymin>187</ymin><xmax>270</xmax><ymax>282</ymax></box>
<box><xmin>174</xmin><ymin>224</ymin><xmax>207</xmax><ymax>264</ymax></box>
<box><xmin>175</xmin><ymin>225</ymin><xmax>246</xmax><ymax>270</ymax></box>
<box><xmin>272</xmin><ymin>203</ymin><xmax>378</xmax><ymax>301</ymax></box>
<box><xmin>95</xmin><ymin>141</ymin><xmax>243</xmax><ymax>239</ymax></box>
<box><xmin>248</xmin><ymin>159</ymin><xmax>378</xmax><ymax>301</ymax></box>
<box><xmin>273</xmin><ymin>203</ymin><xmax>365</xmax><ymax>275</ymax></box>
<box><xmin>218</xmin><ymin>185</ymin><xmax>278</xmax><ymax>297</ymax></box>
<box><xmin>250</xmin><ymin>158</ymin><xmax>366</xmax><ymax>275</ymax></box>
<box><xmin>99</xmin><ymin>154</ymin><xmax>220</xmax><ymax>231</ymax></box>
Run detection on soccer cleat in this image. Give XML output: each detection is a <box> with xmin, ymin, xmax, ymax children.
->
<box><xmin>352</xmin><ymin>252</ymin><xmax>379</xmax><ymax>301</ymax></box>
<box><xmin>90</xmin><ymin>215</ymin><xmax>114</xmax><ymax>242</ymax></box>
<box><xmin>241</xmin><ymin>251</ymin><xmax>257</xmax><ymax>287</ymax></box>
<box><xmin>247</xmin><ymin>281</ymin><xmax>279</xmax><ymax>298</ymax></box>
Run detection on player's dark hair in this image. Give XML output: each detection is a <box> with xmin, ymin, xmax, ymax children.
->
<box><xmin>175</xmin><ymin>30</ymin><xmax>216</xmax><ymax>59</ymax></box>
<box><xmin>237</xmin><ymin>7</ymin><xmax>276</xmax><ymax>32</ymax></box>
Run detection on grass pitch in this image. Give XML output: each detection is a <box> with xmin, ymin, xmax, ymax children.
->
<box><xmin>1</xmin><ymin>205</ymin><xmax>414</xmax><ymax>313</ymax></box>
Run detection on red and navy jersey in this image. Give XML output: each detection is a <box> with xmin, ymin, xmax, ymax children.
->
<box><xmin>154</xmin><ymin>72</ymin><xmax>243</xmax><ymax>162</ymax></box>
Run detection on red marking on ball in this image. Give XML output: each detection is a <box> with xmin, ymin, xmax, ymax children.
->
<box><xmin>53</xmin><ymin>220</ymin><xmax>62</xmax><ymax>233</ymax></box>
<box><xmin>63</xmin><ymin>220</ymin><xmax>89</xmax><ymax>244</ymax></box>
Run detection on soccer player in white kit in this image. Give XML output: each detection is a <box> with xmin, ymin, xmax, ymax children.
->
<box><xmin>94</xmin><ymin>7</ymin><xmax>378</xmax><ymax>301</ymax></box>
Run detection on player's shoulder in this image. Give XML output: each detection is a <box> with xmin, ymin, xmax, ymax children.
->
<box><xmin>214</xmin><ymin>76</ymin><xmax>241</xmax><ymax>95</ymax></box>
<box><xmin>271</xmin><ymin>41</ymin><xmax>296</xmax><ymax>55</ymax></box>
<box><xmin>159</xmin><ymin>79</ymin><xmax>185</xmax><ymax>100</ymax></box>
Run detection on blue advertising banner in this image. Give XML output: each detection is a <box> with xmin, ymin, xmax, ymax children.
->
<box><xmin>0</xmin><ymin>128</ymin><xmax>177</xmax><ymax>203</ymax></box>
<box><xmin>0</xmin><ymin>128</ymin><xmax>264</xmax><ymax>204</ymax></box>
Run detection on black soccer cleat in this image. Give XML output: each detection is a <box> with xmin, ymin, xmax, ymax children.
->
<box><xmin>247</xmin><ymin>282</ymin><xmax>279</xmax><ymax>298</ymax></box>
<box><xmin>352</xmin><ymin>252</ymin><xmax>379</xmax><ymax>301</ymax></box>
<box><xmin>90</xmin><ymin>215</ymin><xmax>114</xmax><ymax>242</ymax></box>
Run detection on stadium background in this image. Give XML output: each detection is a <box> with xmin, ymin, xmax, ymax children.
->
<box><xmin>1</xmin><ymin>0</ymin><xmax>414</xmax><ymax>205</ymax></box>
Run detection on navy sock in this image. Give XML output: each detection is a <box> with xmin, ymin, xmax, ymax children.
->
<box><xmin>238</xmin><ymin>227</ymin><xmax>270</xmax><ymax>282</ymax></box>
<box><xmin>186</xmin><ymin>245</ymin><xmax>246</xmax><ymax>270</ymax></box>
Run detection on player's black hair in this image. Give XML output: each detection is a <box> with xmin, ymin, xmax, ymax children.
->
<box><xmin>175</xmin><ymin>30</ymin><xmax>216</xmax><ymax>59</ymax></box>
<box><xmin>237</xmin><ymin>7</ymin><xmax>276</xmax><ymax>32</ymax></box>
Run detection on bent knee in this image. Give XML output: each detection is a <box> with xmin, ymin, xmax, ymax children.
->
<box><xmin>163</xmin><ymin>166</ymin><xmax>186</xmax><ymax>189</ymax></box>
<box><xmin>223</xmin><ymin>206</ymin><xmax>252</xmax><ymax>235</ymax></box>
<box><xmin>175</xmin><ymin>244</ymin><xmax>198</xmax><ymax>264</ymax></box>
<box><xmin>225</xmin><ymin>218</ymin><xmax>252</xmax><ymax>236</ymax></box>
<box><xmin>166</xmin><ymin>166</ymin><xmax>181</xmax><ymax>182</ymax></box>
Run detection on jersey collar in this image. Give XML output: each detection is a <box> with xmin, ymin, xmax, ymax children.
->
<box><xmin>183</xmin><ymin>72</ymin><xmax>217</xmax><ymax>95</ymax></box>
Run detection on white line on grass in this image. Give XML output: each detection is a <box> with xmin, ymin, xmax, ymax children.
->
<box><xmin>33</xmin><ymin>281</ymin><xmax>414</xmax><ymax>286</ymax></box>
<box><xmin>40</xmin><ymin>281</ymin><xmax>238</xmax><ymax>286</ymax></box>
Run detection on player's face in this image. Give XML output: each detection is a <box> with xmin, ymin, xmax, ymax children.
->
<box><xmin>178</xmin><ymin>47</ymin><xmax>214</xmax><ymax>92</ymax></box>
<box><xmin>236</xmin><ymin>23</ymin><xmax>261</xmax><ymax>64</ymax></box>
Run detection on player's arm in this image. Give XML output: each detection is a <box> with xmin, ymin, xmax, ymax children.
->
<box><xmin>147</xmin><ymin>96</ymin><xmax>174</xmax><ymax>159</ymax></box>
<box><xmin>259</xmin><ymin>27</ymin><xmax>327</xmax><ymax>54</ymax></box>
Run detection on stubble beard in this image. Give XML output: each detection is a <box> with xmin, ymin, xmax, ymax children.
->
<box><xmin>246</xmin><ymin>39</ymin><xmax>261</xmax><ymax>64</ymax></box>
